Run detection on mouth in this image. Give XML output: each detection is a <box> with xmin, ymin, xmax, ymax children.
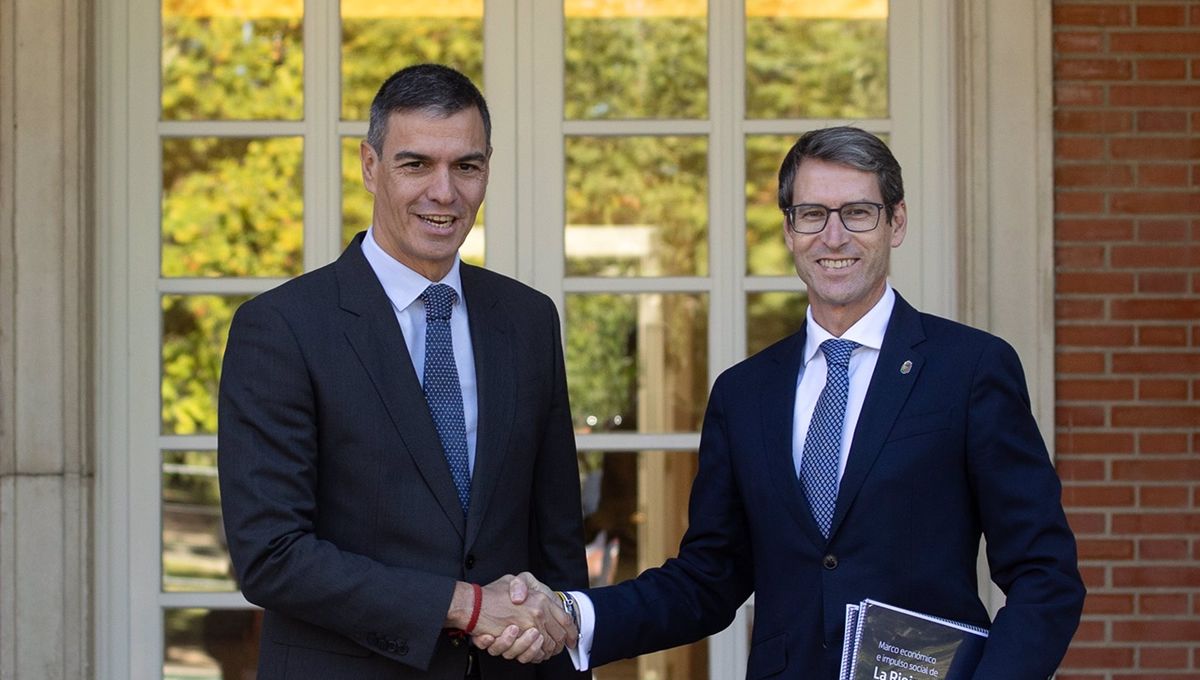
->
<box><xmin>418</xmin><ymin>214</ymin><xmax>457</xmax><ymax>230</ymax></box>
<box><xmin>817</xmin><ymin>257</ymin><xmax>858</xmax><ymax>270</ymax></box>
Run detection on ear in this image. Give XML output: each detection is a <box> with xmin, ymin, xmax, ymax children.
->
<box><xmin>360</xmin><ymin>140</ymin><xmax>378</xmax><ymax>194</ymax></box>
<box><xmin>888</xmin><ymin>200</ymin><xmax>907</xmax><ymax>248</ymax></box>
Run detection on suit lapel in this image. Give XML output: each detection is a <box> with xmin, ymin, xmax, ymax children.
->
<box><xmin>460</xmin><ymin>265</ymin><xmax>516</xmax><ymax>549</ymax></box>
<box><xmin>335</xmin><ymin>234</ymin><xmax>466</xmax><ymax>539</ymax></box>
<box><xmin>829</xmin><ymin>293</ymin><xmax>926</xmax><ymax>538</ymax></box>
<box><xmin>761</xmin><ymin>329</ymin><xmax>828</xmax><ymax>545</ymax></box>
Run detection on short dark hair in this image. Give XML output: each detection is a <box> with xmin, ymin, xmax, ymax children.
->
<box><xmin>777</xmin><ymin>126</ymin><xmax>904</xmax><ymax>221</ymax></box>
<box><xmin>366</xmin><ymin>64</ymin><xmax>491</xmax><ymax>154</ymax></box>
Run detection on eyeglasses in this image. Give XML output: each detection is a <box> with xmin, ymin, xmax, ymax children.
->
<box><xmin>783</xmin><ymin>202</ymin><xmax>885</xmax><ymax>234</ymax></box>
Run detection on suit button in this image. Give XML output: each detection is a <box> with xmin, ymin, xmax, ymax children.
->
<box><xmin>465</xmin><ymin>554</ymin><xmax>476</xmax><ymax>569</ymax></box>
<box><xmin>387</xmin><ymin>641</ymin><xmax>397</xmax><ymax>653</ymax></box>
<box><xmin>397</xmin><ymin>643</ymin><xmax>409</xmax><ymax>656</ymax></box>
<box><xmin>822</xmin><ymin>554</ymin><xmax>838</xmax><ymax>570</ymax></box>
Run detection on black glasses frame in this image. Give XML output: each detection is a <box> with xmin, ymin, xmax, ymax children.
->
<box><xmin>783</xmin><ymin>201</ymin><xmax>886</xmax><ymax>234</ymax></box>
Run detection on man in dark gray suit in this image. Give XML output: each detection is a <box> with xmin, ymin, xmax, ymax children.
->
<box><xmin>218</xmin><ymin>63</ymin><xmax>587</xmax><ymax>680</ymax></box>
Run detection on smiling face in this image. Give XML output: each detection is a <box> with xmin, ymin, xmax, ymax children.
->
<box><xmin>784</xmin><ymin>158</ymin><xmax>906</xmax><ymax>336</ymax></box>
<box><xmin>361</xmin><ymin>107</ymin><xmax>490</xmax><ymax>281</ymax></box>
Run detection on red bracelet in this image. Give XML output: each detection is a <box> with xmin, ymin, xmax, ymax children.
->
<box><xmin>463</xmin><ymin>582</ymin><xmax>482</xmax><ymax>634</ymax></box>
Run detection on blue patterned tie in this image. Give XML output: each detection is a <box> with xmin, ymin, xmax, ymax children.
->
<box><xmin>800</xmin><ymin>339</ymin><xmax>860</xmax><ymax>538</ymax></box>
<box><xmin>421</xmin><ymin>284</ymin><xmax>471</xmax><ymax>515</ymax></box>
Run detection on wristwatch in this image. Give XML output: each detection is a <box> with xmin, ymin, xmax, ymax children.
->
<box><xmin>556</xmin><ymin>591</ymin><xmax>580</xmax><ymax>631</ymax></box>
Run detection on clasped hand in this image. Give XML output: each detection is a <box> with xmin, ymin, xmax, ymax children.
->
<box><xmin>472</xmin><ymin>573</ymin><xmax>568</xmax><ymax>664</ymax></box>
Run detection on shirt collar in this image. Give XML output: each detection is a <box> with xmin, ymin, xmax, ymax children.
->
<box><xmin>803</xmin><ymin>285</ymin><xmax>896</xmax><ymax>366</ymax></box>
<box><xmin>362</xmin><ymin>225</ymin><xmax>465</xmax><ymax>313</ymax></box>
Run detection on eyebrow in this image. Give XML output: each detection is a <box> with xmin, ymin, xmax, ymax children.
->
<box><xmin>390</xmin><ymin>150</ymin><xmax>488</xmax><ymax>164</ymax></box>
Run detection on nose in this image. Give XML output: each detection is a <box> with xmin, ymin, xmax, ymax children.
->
<box><xmin>425</xmin><ymin>166</ymin><xmax>456</xmax><ymax>204</ymax></box>
<box><xmin>820</xmin><ymin>212</ymin><xmax>852</xmax><ymax>247</ymax></box>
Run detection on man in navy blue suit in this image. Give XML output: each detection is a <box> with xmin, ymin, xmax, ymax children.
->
<box><xmin>484</xmin><ymin>127</ymin><xmax>1085</xmax><ymax>678</ymax></box>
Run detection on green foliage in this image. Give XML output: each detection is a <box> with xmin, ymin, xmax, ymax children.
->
<box><xmin>745</xmin><ymin>134</ymin><xmax>795</xmax><ymax>276</ymax></box>
<box><xmin>162</xmin><ymin>295</ymin><xmax>248</xmax><ymax>435</ymax></box>
<box><xmin>746</xmin><ymin>18</ymin><xmax>888</xmax><ymax>119</ymax></box>
<box><xmin>565</xmin><ymin>17</ymin><xmax>706</xmax><ymax>120</ymax></box>
<box><xmin>565</xmin><ymin>136</ymin><xmax>707</xmax><ymax>276</ymax></box>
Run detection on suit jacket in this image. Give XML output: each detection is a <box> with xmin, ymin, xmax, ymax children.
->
<box><xmin>218</xmin><ymin>233</ymin><xmax>589</xmax><ymax>679</ymax></box>
<box><xmin>586</xmin><ymin>292</ymin><xmax>1084</xmax><ymax>679</ymax></box>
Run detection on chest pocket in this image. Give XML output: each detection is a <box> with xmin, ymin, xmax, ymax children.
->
<box><xmin>885</xmin><ymin>409</ymin><xmax>952</xmax><ymax>443</ymax></box>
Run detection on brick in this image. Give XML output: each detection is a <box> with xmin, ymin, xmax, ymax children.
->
<box><xmin>1078</xmin><ymin>537</ymin><xmax>1136</xmax><ymax>560</ymax></box>
<box><xmin>1139</xmin><ymin>432</ymin><xmax>1190</xmax><ymax>454</ymax></box>
<box><xmin>1137</xmin><ymin>164</ymin><xmax>1190</xmax><ymax>187</ymax></box>
<box><xmin>1056</xmin><ymin>136</ymin><xmax>1106</xmax><ymax>160</ymax></box>
<box><xmin>1056</xmin><ymin>458</ymin><xmax>1108</xmax><ymax>480</ymax></box>
<box><xmin>1054</xmin><ymin>5</ymin><xmax>1131</xmax><ymax>26</ymax></box>
<box><xmin>1136</xmin><ymin>58</ymin><xmax>1188</xmax><ymax>80</ymax></box>
<box><xmin>1138</xmin><ymin>539</ymin><xmax>1191</xmax><ymax>561</ymax></box>
<box><xmin>1061</xmin><ymin>645</ymin><xmax>1135</xmax><ymax>668</ymax></box>
<box><xmin>1136</xmin><ymin>110</ymin><xmax>1188</xmax><ymax>132</ymax></box>
<box><xmin>1138</xmin><ymin>219</ymin><xmax>1190</xmax><ymax>240</ymax></box>
<box><xmin>1111</xmin><ymin>191</ymin><xmax>1200</xmax><ymax>214</ymax></box>
<box><xmin>1057</xmin><ymin>405</ymin><xmax>1107</xmax><ymax>427</ymax></box>
<box><xmin>1136</xmin><ymin>325</ymin><xmax>1189</xmax><ymax>346</ymax></box>
<box><xmin>1056</xmin><ymin>110</ymin><xmax>1133</xmax><ymax>134</ymax></box>
<box><xmin>1112</xmin><ymin>245</ymin><xmax>1192</xmax><ymax>268</ymax></box>
<box><xmin>1111</xmin><ymin>137</ymin><xmax>1200</xmax><ymax>160</ymax></box>
<box><xmin>1056</xmin><ymin>218</ymin><xmax>1134</xmax><ymax>240</ymax></box>
<box><xmin>1113</xmin><ymin>352</ymin><xmax>1200</xmax><ymax>373</ymax></box>
<box><xmin>1058</xmin><ymin>377</ymin><xmax>1135</xmax><ymax>399</ymax></box>
<box><xmin>1139</xmin><ymin>378</ymin><xmax>1189</xmax><ymax>400</ymax></box>
<box><xmin>1056</xmin><ymin>325</ymin><xmax>1135</xmax><ymax>347</ymax></box>
<box><xmin>1113</xmin><ymin>459</ymin><xmax>1200</xmax><ymax>481</ymax></box>
<box><xmin>1058</xmin><ymin>271</ymin><xmax>1134</xmax><ymax>293</ymax></box>
<box><xmin>1115</xmin><ymin>512</ymin><xmax>1200</xmax><ymax>535</ymax></box>
<box><xmin>1112</xmin><ymin>405</ymin><xmax>1200</xmax><ymax>427</ymax></box>
<box><xmin>1193</xmin><ymin>5</ymin><xmax>1200</xmax><ymax>26</ymax></box>
<box><xmin>1064</xmin><ymin>485</ymin><xmax>1136</xmax><ymax>507</ymax></box>
<box><xmin>1140</xmin><ymin>592</ymin><xmax>1190</xmax><ymax>615</ymax></box>
<box><xmin>1072</xmin><ymin>620</ymin><xmax>1107</xmax><ymax>642</ymax></box>
<box><xmin>1057</xmin><ymin>83</ymin><xmax>1107</xmax><ymax>106</ymax></box>
<box><xmin>1054</xmin><ymin>31</ymin><xmax>1105</xmax><ymax>53</ymax></box>
<box><xmin>1111</xmin><ymin>298</ymin><xmax>1200</xmax><ymax>319</ymax></box>
<box><xmin>1111</xmin><ymin>32</ymin><xmax>1200</xmax><ymax>53</ymax></box>
<box><xmin>1056</xmin><ymin>244</ymin><xmax>1107</xmax><ymax>267</ymax></box>
<box><xmin>1055</xmin><ymin>299</ymin><xmax>1105</xmax><ymax>320</ymax></box>
<box><xmin>1056</xmin><ymin>432</ymin><xmax>1133</xmax><ymax>455</ymax></box>
<box><xmin>1140</xmin><ymin>485</ymin><xmax>1190</xmax><ymax>507</ymax></box>
<box><xmin>1057</xmin><ymin>352</ymin><xmax>1106</xmax><ymax>373</ymax></box>
<box><xmin>1136</xmin><ymin>5</ymin><xmax>1187</xmax><ymax>27</ymax></box>
<box><xmin>1083</xmin><ymin>593</ymin><xmax>1134</xmax><ymax>615</ymax></box>
<box><xmin>1141</xmin><ymin>646</ymin><xmax>1189</xmax><ymax>669</ymax></box>
<box><xmin>1056</xmin><ymin>58</ymin><xmax>1133</xmax><ymax>80</ymax></box>
<box><xmin>1111</xmin><ymin>84</ymin><xmax>1200</xmax><ymax>106</ymax></box>
<box><xmin>1067</xmin><ymin>511</ymin><xmax>1108</xmax><ymax>534</ymax></box>
<box><xmin>1138</xmin><ymin>272</ymin><xmax>1189</xmax><ymax>293</ymax></box>
<box><xmin>1056</xmin><ymin>163</ymin><xmax>1134</xmax><ymax>187</ymax></box>
<box><xmin>1112</xmin><ymin>617</ymin><xmax>1200</xmax><ymax>641</ymax></box>
<box><xmin>1056</xmin><ymin>190</ymin><xmax>1107</xmax><ymax>213</ymax></box>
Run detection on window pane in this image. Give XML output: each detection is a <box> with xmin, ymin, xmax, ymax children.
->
<box><xmin>340</xmin><ymin>1</ymin><xmax>483</xmax><ymax>121</ymax></box>
<box><xmin>745</xmin><ymin>134</ymin><xmax>794</xmax><ymax>276</ymax></box>
<box><xmin>162</xmin><ymin>295</ymin><xmax>248</xmax><ymax>436</ymax></box>
<box><xmin>747</xmin><ymin>291</ymin><xmax>807</xmax><ymax>357</ymax></box>
<box><xmin>161</xmin><ymin>0</ymin><xmax>303</xmax><ymax>121</ymax></box>
<box><xmin>163</xmin><ymin>451</ymin><xmax>235</xmax><ymax>592</ymax></box>
<box><xmin>162</xmin><ymin>137</ymin><xmax>304</xmax><ymax>278</ymax></box>
<box><xmin>566</xmin><ymin>293</ymin><xmax>707</xmax><ymax>433</ymax></box>
<box><xmin>579</xmin><ymin>449</ymin><xmax>709</xmax><ymax>679</ymax></box>
<box><xmin>745</xmin><ymin>0</ymin><xmax>888</xmax><ymax>119</ymax></box>
<box><xmin>565</xmin><ymin>136</ymin><xmax>707</xmax><ymax>277</ymax></box>
<box><xmin>164</xmin><ymin>608</ymin><xmax>261</xmax><ymax>680</ymax></box>
<box><xmin>564</xmin><ymin>0</ymin><xmax>707</xmax><ymax>120</ymax></box>
<box><xmin>340</xmin><ymin>137</ymin><xmax>484</xmax><ymax>265</ymax></box>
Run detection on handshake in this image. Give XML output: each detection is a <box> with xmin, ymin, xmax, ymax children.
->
<box><xmin>449</xmin><ymin>572</ymin><xmax>576</xmax><ymax>664</ymax></box>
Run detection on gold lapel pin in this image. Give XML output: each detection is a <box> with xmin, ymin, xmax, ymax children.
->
<box><xmin>900</xmin><ymin>360</ymin><xmax>913</xmax><ymax>375</ymax></box>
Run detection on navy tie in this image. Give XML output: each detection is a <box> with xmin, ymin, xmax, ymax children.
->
<box><xmin>421</xmin><ymin>284</ymin><xmax>471</xmax><ymax>515</ymax></box>
<box><xmin>800</xmin><ymin>339</ymin><xmax>860</xmax><ymax>538</ymax></box>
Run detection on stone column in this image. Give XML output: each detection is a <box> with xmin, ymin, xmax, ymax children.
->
<box><xmin>0</xmin><ymin>0</ymin><xmax>94</xmax><ymax>678</ymax></box>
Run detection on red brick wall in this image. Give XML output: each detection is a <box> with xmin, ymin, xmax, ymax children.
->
<box><xmin>1053</xmin><ymin>1</ymin><xmax>1200</xmax><ymax>677</ymax></box>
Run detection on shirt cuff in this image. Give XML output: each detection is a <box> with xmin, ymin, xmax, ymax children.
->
<box><xmin>565</xmin><ymin>590</ymin><xmax>595</xmax><ymax>671</ymax></box>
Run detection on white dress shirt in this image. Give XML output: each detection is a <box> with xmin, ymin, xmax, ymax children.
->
<box><xmin>361</xmin><ymin>226</ymin><xmax>479</xmax><ymax>474</ymax></box>
<box><xmin>566</xmin><ymin>286</ymin><xmax>898</xmax><ymax>670</ymax></box>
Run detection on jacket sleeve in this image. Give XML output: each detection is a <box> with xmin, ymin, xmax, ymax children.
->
<box><xmin>966</xmin><ymin>336</ymin><xmax>1086</xmax><ymax>679</ymax></box>
<box><xmin>218</xmin><ymin>298</ymin><xmax>456</xmax><ymax>671</ymax></box>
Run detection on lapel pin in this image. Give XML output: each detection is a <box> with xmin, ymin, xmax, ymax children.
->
<box><xmin>900</xmin><ymin>360</ymin><xmax>913</xmax><ymax>375</ymax></box>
